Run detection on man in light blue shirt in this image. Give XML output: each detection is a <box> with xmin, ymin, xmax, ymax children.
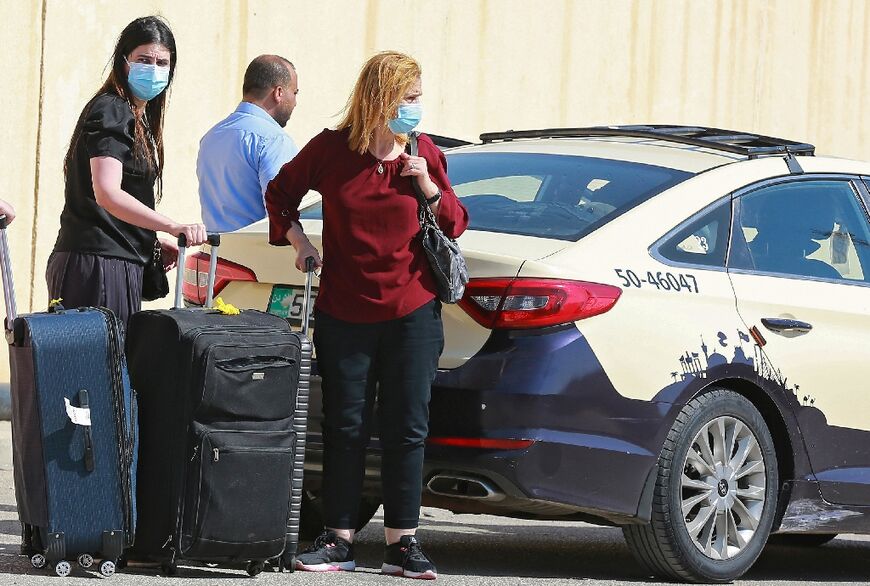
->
<box><xmin>197</xmin><ymin>55</ymin><xmax>299</xmax><ymax>232</ymax></box>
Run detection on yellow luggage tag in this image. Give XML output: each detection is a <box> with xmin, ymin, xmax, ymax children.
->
<box><xmin>212</xmin><ymin>297</ymin><xmax>240</xmax><ymax>315</ymax></box>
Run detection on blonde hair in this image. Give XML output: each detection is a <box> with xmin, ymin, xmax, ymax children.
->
<box><xmin>337</xmin><ymin>51</ymin><xmax>421</xmax><ymax>154</ymax></box>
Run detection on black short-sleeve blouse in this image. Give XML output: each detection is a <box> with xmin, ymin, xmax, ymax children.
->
<box><xmin>54</xmin><ymin>93</ymin><xmax>157</xmax><ymax>265</ymax></box>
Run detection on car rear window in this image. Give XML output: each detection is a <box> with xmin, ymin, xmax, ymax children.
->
<box><xmin>447</xmin><ymin>152</ymin><xmax>692</xmax><ymax>241</ymax></box>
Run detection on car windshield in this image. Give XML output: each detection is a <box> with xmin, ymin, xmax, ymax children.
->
<box><xmin>447</xmin><ymin>152</ymin><xmax>693</xmax><ymax>241</ymax></box>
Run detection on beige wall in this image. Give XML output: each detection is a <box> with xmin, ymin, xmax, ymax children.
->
<box><xmin>1</xmin><ymin>0</ymin><xmax>869</xmax><ymax>381</ymax></box>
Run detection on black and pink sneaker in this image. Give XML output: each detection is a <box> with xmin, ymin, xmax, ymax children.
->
<box><xmin>382</xmin><ymin>535</ymin><xmax>437</xmax><ymax>580</ymax></box>
<box><xmin>295</xmin><ymin>530</ymin><xmax>356</xmax><ymax>572</ymax></box>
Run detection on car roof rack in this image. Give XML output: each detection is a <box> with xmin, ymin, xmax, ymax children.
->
<box><xmin>478</xmin><ymin>125</ymin><xmax>815</xmax><ymax>159</ymax></box>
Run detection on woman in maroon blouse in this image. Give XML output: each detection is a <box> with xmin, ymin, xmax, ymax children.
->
<box><xmin>266</xmin><ymin>51</ymin><xmax>468</xmax><ymax>579</ymax></box>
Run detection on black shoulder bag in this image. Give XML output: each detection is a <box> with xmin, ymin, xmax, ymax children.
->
<box><xmin>407</xmin><ymin>132</ymin><xmax>469</xmax><ymax>304</ymax></box>
<box><xmin>141</xmin><ymin>239</ymin><xmax>170</xmax><ymax>301</ymax></box>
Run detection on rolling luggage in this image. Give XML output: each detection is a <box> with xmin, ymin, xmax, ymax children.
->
<box><xmin>0</xmin><ymin>215</ymin><xmax>137</xmax><ymax>578</ymax></box>
<box><xmin>126</xmin><ymin>234</ymin><xmax>313</xmax><ymax>576</ymax></box>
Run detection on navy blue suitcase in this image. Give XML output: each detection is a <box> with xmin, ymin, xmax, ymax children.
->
<box><xmin>1</xmin><ymin>217</ymin><xmax>137</xmax><ymax>577</ymax></box>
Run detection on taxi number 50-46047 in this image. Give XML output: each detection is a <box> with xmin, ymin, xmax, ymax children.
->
<box><xmin>614</xmin><ymin>269</ymin><xmax>699</xmax><ymax>293</ymax></box>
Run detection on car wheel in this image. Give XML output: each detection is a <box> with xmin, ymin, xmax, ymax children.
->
<box><xmin>299</xmin><ymin>490</ymin><xmax>382</xmax><ymax>540</ymax></box>
<box><xmin>767</xmin><ymin>533</ymin><xmax>837</xmax><ymax>547</ymax></box>
<box><xmin>623</xmin><ymin>388</ymin><xmax>779</xmax><ymax>582</ymax></box>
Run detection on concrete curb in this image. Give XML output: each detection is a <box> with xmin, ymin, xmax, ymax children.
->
<box><xmin>0</xmin><ymin>383</ymin><xmax>9</xmax><ymax>421</ymax></box>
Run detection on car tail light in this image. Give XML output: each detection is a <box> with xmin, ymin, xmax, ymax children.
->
<box><xmin>426</xmin><ymin>437</ymin><xmax>535</xmax><ymax>450</ymax></box>
<box><xmin>457</xmin><ymin>278</ymin><xmax>621</xmax><ymax>329</ymax></box>
<box><xmin>182</xmin><ymin>252</ymin><xmax>257</xmax><ymax>305</ymax></box>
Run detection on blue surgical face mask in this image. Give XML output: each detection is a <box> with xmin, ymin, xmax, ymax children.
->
<box><xmin>388</xmin><ymin>103</ymin><xmax>422</xmax><ymax>135</ymax></box>
<box><xmin>126</xmin><ymin>60</ymin><xmax>170</xmax><ymax>101</ymax></box>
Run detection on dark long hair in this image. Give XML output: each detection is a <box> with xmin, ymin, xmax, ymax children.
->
<box><xmin>64</xmin><ymin>15</ymin><xmax>177</xmax><ymax>202</ymax></box>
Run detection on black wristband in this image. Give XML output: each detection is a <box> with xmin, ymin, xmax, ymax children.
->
<box><xmin>425</xmin><ymin>189</ymin><xmax>442</xmax><ymax>205</ymax></box>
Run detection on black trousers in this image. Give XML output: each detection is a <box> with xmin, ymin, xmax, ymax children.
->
<box><xmin>314</xmin><ymin>300</ymin><xmax>444</xmax><ymax>530</ymax></box>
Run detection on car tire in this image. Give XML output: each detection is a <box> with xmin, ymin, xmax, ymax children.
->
<box><xmin>299</xmin><ymin>490</ymin><xmax>382</xmax><ymax>540</ymax></box>
<box><xmin>767</xmin><ymin>533</ymin><xmax>837</xmax><ymax>547</ymax></box>
<box><xmin>623</xmin><ymin>388</ymin><xmax>779</xmax><ymax>583</ymax></box>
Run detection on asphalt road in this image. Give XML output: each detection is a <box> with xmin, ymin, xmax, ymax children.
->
<box><xmin>1</xmin><ymin>421</ymin><xmax>868</xmax><ymax>585</ymax></box>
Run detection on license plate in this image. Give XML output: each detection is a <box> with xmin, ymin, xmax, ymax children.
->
<box><xmin>267</xmin><ymin>285</ymin><xmax>317</xmax><ymax>326</ymax></box>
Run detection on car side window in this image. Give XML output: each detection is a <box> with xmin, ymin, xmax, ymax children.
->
<box><xmin>299</xmin><ymin>202</ymin><xmax>323</xmax><ymax>219</ymax></box>
<box><xmin>728</xmin><ymin>180</ymin><xmax>870</xmax><ymax>283</ymax></box>
<box><xmin>657</xmin><ymin>201</ymin><xmax>730</xmax><ymax>267</ymax></box>
<box><xmin>453</xmin><ymin>175</ymin><xmax>544</xmax><ymax>202</ymax></box>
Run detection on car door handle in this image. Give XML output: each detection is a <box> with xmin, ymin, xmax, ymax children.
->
<box><xmin>760</xmin><ymin>318</ymin><xmax>813</xmax><ymax>334</ymax></box>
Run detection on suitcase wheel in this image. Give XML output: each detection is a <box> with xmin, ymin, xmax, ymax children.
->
<box><xmin>274</xmin><ymin>551</ymin><xmax>296</xmax><ymax>573</ymax></box>
<box><xmin>30</xmin><ymin>553</ymin><xmax>46</xmax><ymax>569</ymax></box>
<box><xmin>77</xmin><ymin>553</ymin><xmax>94</xmax><ymax>568</ymax></box>
<box><xmin>99</xmin><ymin>559</ymin><xmax>116</xmax><ymax>577</ymax></box>
<box><xmin>283</xmin><ymin>555</ymin><xmax>296</xmax><ymax>573</ymax></box>
<box><xmin>246</xmin><ymin>560</ymin><xmax>264</xmax><ymax>577</ymax></box>
<box><xmin>54</xmin><ymin>560</ymin><xmax>71</xmax><ymax>577</ymax></box>
<box><xmin>161</xmin><ymin>561</ymin><xmax>178</xmax><ymax>576</ymax></box>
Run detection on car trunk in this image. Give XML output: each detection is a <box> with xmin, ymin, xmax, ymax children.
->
<box><xmin>209</xmin><ymin>220</ymin><xmax>568</xmax><ymax>368</ymax></box>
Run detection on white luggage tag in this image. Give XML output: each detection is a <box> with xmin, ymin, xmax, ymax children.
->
<box><xmin>64</xmin><ymin>397</ymin><xmax>92</xmax><ymax>427</ymax></box>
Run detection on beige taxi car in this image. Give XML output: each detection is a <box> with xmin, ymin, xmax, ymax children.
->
<box><xmin>184</xmin><ymin>126</ymin><xmax>870</xmax><ymax>582</ymax></box>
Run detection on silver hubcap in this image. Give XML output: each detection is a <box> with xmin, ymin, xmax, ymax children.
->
<box><xmin>681</xmin><ymin>416</ymin><xmax>767</xmax><ymax>560</ymax></box>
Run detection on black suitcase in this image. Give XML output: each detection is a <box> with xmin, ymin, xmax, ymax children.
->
<box><xmin>0</xmin><ymin>215</ymin><xmax>137</xmax><ymax>578</ymax></box>
<box><xmin>125</xmin><ymin>234</ymin><xmax>313</xmax><ymax>576</ymax></box>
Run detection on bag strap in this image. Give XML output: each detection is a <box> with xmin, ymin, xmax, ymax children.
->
<box><xmin>406</xmin><ymin>132</ymin><xmax>438</xmax><ymax>228</ymax></box>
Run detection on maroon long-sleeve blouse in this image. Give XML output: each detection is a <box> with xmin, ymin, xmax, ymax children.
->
<box><xmin>266</xmin><ymin>128</ymin><xmax>469</xmax><ymax>323</ymax></box>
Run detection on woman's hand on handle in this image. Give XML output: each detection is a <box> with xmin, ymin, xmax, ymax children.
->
<box><xmin>294</xmin><ymin>243</ymin><xmax>322</xmax><ymax>273</ymax></box>
<box><xmin>169</xmin><ymin>223</ymin><xmax>208</xmax><ymax>247</ymax></box>
<box><xmin>284</xmin><ymin>221</ymin><xmax>322</xmax><ymax>273</ymax></box>
<box><xmin>89</xmin><ymin>157</ymin><xmax>207</xmax><ymax>247</ymax></box>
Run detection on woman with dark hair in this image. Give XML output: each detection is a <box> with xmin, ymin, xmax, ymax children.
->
<box><xmin>266</xmin><ymin>51</ymin><xmax>468</xmax><ymax>580</ymax></box>
<box><xmin>47</xmin><ymin>15</ymin><xmax>206</xmax><ymax>326</ymax></box>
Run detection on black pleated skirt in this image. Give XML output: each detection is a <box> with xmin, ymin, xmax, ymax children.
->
<box><xmin>45</xmin><ymin>251</ymin><xmax>144</xmax><ymax>329</ymax></box>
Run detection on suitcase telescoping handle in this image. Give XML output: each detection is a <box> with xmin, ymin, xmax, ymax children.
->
<box><xmin>174</xmin><ymin>233</ymin><xmax>221</xmax><ymax>310</ymax></box>
<box><xmin>301</xmin><ymin>256</ymin><xmax>316</xmax><ymax>336</ymax></box>
<box><xmin>0</xmin><ymin>215</ymin><xmax>18</xmax><ymax>328</ymax></box>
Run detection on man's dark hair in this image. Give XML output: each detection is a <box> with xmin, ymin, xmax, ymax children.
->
<box><xmin>243</xmin><ymin>55</ymin><xmax>294</xmax><ymax>99</ymax></box>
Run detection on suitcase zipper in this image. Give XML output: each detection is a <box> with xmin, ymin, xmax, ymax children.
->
<box><xmin>97</xmin><ymin>307</ymin><xmax>136</xmax><ymax>543</ymax></box>
<box><xmin>211</xmin><ymin>445</ymin><xmax>291</xmax><ymax>462</ymax></box>
<box><xmin>184</xmin><ymin>325</ymin><xmax>293</xmax><ymax>347</ymax></box>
